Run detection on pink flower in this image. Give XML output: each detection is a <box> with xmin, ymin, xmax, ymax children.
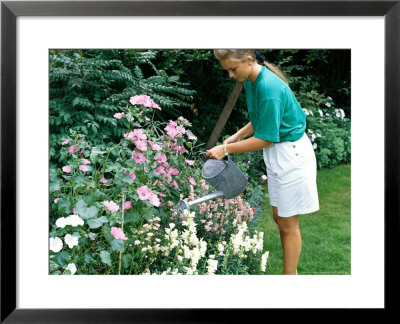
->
<box><xmin>100</xmin><ymin>177</ymin><xmax>108</xmax><ymax>184</ymax></box>
<box><xmin>131</xmin><ymin>151</ymin><xmax>147</xmax><ymax>164</ymax></box>
<box><xmin>61</xmin><ymin>139</ymin><xmax>70</xmax><ymax>145</ymax></box>
<box><xmin>135</xmin><ymin>139</ymin><xmax>148</xmax><ymax>151</ymax></box>
<box><xmin>154</xmin><ymin>166</ymin><xmax>165</xmax><ymax>175</ymax></box>
<box><xmin>165</xmin><ymin>124</ymin><xmax>179</xmax><ymax>140</ymax></box>
<box><xmin>62</xmin><ymin>165</ymin><xmax>71</xmax><ymax>173</ymax></box>
<box><xmin>104</xmin><ymin>200</ymin><xmax>119</xmax><ymax>212</ymax></box>
<box><xmin>129</xmin><ymin>95</ymin><xmax>161</xmax><ymax>110</ymax></box>
<box><xmin>123</xmin><ymin>201</ymin><xmax>132</xmax><ymax>210</ymax></box>
<box><xmin>137</xmin><ymin>185</ymin><xmax>152</xmax><ymax>201</ymax></box>
<box><xmin>82</xmin><ymin>159</ymin><xmax>91</xmax><ymax>165</ymax></box>
<box><xmin>79</xmin><ymin>165</ymin><xmax>88</xmax><ymax>172</ymax></box>
<box><xmin>188</xmin><ymin>177</ymin><xmax>196</xmax><ymax>186</ymax></box>
<box><xmin>134</xmin><ymin>240</ymin><xmax>141</xmax><ymax>245</ymax></box>
<box><xmin>114</xmin><ymin>112</ymin><xmax>125</xmax><ymax>119</ymax></box>
<box><xmin>54</xmin><ymin>198</ymin><xmax>60</xmax><ymax>204</ymax></box>
<box><xmin>150</xmin><ymin>141</ymin><xmax>163</xmax><ymax>151</ymax></box>
<box><xmin>129</xmin><ymin>172</ymin><xmax>136</xmax><ymax>181</ymax></box>
<box><xmin>67</xmin><ymin>145</ymin><xmax>79</xmax><ymax>154</ymax></box>
<box><xmin>133</xmin><ymin>129</ymin><xmax>147</xmax><ymax>140</ymax></box>
<box><xmin>185</xmin><ymin>160</ymin><xmax>195</xmax><ymax>166</ymax></box>
<box><xmin>124</xmin><ymin>131</ymin><xmax>135</xmax><ymax>141</ymax></box>
<box><xmin>149</xmin><ymin>193</ymin><xmax>160</xmax><ymax>207</ymax></box>
<box><xmin>154</xmin><ymin>153</ymin><xmax>167</xmax><ymax>164</ymax></box>
<box><xmin>111</xmin><ymin>227</ymin><xmax>128</xmax><ymax>241</ymax></box>
<box><xmin>178</xmin><ymin>116</ymin><xmax>189</xmax><ymax>125</ymax></box>
<box><xmin>200</xmin><ymin>179</ymin><xmax>209</xmax><ymax>190</ymax></box>
<box><xmin>187</xmin><ymin>132</ymin><xmax>197</xmax><ymax>141</ymax></box>
<box><xmin>262</xmin><ymin>175</ymin><xmax>268</xmax><ymax>181</ymax></box>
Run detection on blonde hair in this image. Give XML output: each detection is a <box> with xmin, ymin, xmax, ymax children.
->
<box><xmin>213</xmin><ymin>49</ymin><xmax>288</xmax><ymax>84</ymax></box>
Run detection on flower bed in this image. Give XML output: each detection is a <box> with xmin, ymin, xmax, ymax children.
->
<box><xmin>49</xmin><ymin>95</ymin><xmax>269</xmax><ymax>275</ymax></box>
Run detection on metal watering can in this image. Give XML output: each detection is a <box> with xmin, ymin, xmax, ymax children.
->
<box><xmin>179</xmin><ymin>153</ymin><xmax>248</xmax><ymax>212</ymax></box>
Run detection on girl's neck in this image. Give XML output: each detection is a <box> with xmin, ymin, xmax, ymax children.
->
<box><xmin>248</xmin><ymin>64</ymin><xmax>262</xmax><ymax>83</ymax></box>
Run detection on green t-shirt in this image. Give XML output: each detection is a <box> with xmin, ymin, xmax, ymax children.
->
<box><xmin>244</xmin><ymin>66</ymin><xmax>306</xmax><ymax>143</ymax></box>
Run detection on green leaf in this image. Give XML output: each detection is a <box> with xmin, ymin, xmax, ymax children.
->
<box><xmin>124</xmin><ymin>211</ymin><xmax>140</xmax><ymax>224</ymax></box>
<box><xmin>122</xmin><ymin>254</ymin><xmax>132</xmax><ymax>269</ymax></box>
<box><xmin>57</xmin><ymin>196</ymin><xmax>72</xmax><ymax>214</ymax></box>
<box><xmin>87</xmin><ymin>216</ymin><xmax>108</xmax><ymax>229</ymax></box>
<box><xmin>111</xmin><ymin>239</ymin><xmax>124</xmax><ymax>252</ymax></box>
<box><xmin>75</xmin><ymin>199</ymin><xmax>98</xmax><ymax>220</ymax></box>
<box><xmin>100</xmin><ymin>250</ymin><xmax>111</xmax><ymax>266</ymax></box>
<box><xmin>50</xmin><ymin>178</ymin><xmax>61</xmax><ymax>192</ymax></box>
<box><xmin>54</xmin><ymin>251</ymin><xmax>70</xmax><ymax>267</ymax></box>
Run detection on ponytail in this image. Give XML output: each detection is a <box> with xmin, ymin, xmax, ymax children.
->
<box><xmin>255</xmin><ymin>50</ymin><xmax>288</xmax><ymax>84</ymax></box>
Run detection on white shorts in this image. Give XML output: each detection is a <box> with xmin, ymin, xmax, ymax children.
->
<box><xmin>263</xmin><ymin>133</ymin><xmax>319</xmax><ymax>217</ymax></box>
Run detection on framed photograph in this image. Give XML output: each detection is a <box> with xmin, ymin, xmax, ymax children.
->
<box><xmin>1</xmin><ymin>0</ymin><xmax>398</xmax><ymax>322</ymax></box>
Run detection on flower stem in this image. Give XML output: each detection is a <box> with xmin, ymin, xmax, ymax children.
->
<box><xmin>118</xmin><ymin>193</ymin><xmax>125</xmax><ymax>275</ymax></box>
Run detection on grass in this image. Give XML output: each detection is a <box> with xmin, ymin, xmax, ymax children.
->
<box><xmin>252</xmin><ymin>164</ymin><xmax>351</xmax><ymax>275</ymax></box>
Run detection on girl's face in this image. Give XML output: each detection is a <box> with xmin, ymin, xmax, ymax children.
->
<box><xmin>219</xmin><ymin>57</ymin><xmax>253</xmax><ymax>82</ymax></box>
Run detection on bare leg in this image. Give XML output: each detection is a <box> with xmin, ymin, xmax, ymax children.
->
<box><xmin>272</xmin><ymin>207</ymin><xmax>301</xmax><ymax>275</ymax></box>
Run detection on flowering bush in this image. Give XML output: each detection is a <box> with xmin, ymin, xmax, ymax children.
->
<box><xmin>49</xmin><ymin>95</ymin><xmax>269</xmax><ymax>275</ymax></box>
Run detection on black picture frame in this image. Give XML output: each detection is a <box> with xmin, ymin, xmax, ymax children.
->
<box><xmin>1</xmin><ymin>0</ymin><xmax>398</xmax><ymax>322</ymax></box>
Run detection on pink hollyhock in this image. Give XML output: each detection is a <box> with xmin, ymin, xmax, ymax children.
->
<box><xmin>188</xmin><ymin>177</ymin><xmax>196</xmax><ymax>186</ymax></box>
<box><xmin>114</xmin><ymin>112</ymin><xmax>125</xmax><ymax>119</ymax></box>
<box><xmin>123</xmin><ymin>201</ymin><xmax>132</xmax><ymax>210</ymax></box>
<box><xmin>79</xmin><ymin>165</ymin><xmax>88</xmax><ymax>172</ymax></box>
<box><xmin>131</xmin><ymin>151</ymin><xmax>147</xmax><ymax>164</ymax></box>
<box><xmin>104</xmin><ymin>200</ymin><xmax>119</xmax><ymax>212</ymax></box>
<box><xmin>61</xmin><ymin>139</ymin><xmax>70</xmax><ymax>145</ymax></box>
<box><xmin>82</xmin><ymin>159</ymin><xmax>91</xmax><ymax>165</ymax></box>
<box><xmin>111</xmin><ymin>227</ymin><xmax>128</xmax><ymax>241</ymax></box>
<box><xmin>129</xmin><ymin>95</ymin><xmax>161</xmax><ymax>110</ymax></box>
<box><xmin>185</xmin><ymin>160</ymin><xmax>195</xmax><ymax>166</ymax></box>
<box><xmin>62</xmin><ymin>165</ymin><xmax>71</xmax><ymax>173</ymax></box>
<box><xmin>154</xmin><ymin>153</ymin><xmax>167</xmax><ymax>164</ymax></box>
<box><xmin>135</xmin><ymin>139</ymin><xmax>148</xmax><ymax>151</ymax></box>
<box><xmin>100</xmin><ymin>177</ymin><xmax>108</xmax><ymax>184</ymax></box>
<box><xmin>150</xmin><ymin>141</ymin><xmax>163</xmax><ymax>151</ymax></box>
<box><xmin>54</xmin><ymin>198</ymin><xmax>60</xmax><ymax>204</ymax></box>
<box><xmin>129</xmin><ymin>172</ymin><xmax>136</xmax><ymax>181</ymax></box>
<box><xmin>149</xmin><ymin>193</ymin><xmax>160</xmax><ymax>207</ymax></box>
<box><xmin>137</xmin><ymin>185</ymin><xmax>152</xmax><ymax>201</ymax></box>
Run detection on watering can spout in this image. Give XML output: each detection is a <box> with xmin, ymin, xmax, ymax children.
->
<box><xmin>179</xmin><ymin>191</ymin><xmax>224</xmax><ymax>212</ymax></box>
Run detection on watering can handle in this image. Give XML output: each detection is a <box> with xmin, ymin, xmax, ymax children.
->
<box><xmin>198</xmin><ymin>152</ymin><xmax>235</xmax><ymax>164</ymax></box>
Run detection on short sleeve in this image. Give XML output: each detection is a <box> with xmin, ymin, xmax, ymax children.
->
<box><xmin>253</xmin><ymin>99</ymin><xmax>282</xmax><ymax>142</ymax></box>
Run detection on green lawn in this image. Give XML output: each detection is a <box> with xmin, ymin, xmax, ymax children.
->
<box><xmin>253</xmin><ymin>164</ymin><xmax>351</xmax><ymax>275</ymax></box>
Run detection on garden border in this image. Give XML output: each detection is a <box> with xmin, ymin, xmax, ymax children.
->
<box><xmin>1</xmin><ymin>0</ymin><xmax>399</xmax><ymax>322</ymax></box>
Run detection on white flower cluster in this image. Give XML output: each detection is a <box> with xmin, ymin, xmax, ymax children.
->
<box><xmin>50</xmin><ymin>214</ymin><xmax>85</xmax><ymax>274</ymax></box>
<box><xmin>160</xmin><ymin>209</ymin><xmax>208</xmax><ymax>275</ymax></box>
<box><xmin>260</xmin><ymin>251</ymin><xmax>269</xmax><ymax>272</ymax></box>
<box><xmin>55</xmin><ymin>214</ymin><xmax>84</xmax><ymax>228</ymax></box>
<box><xmin>229</xmin><ymin>220</ymin><xmax>264</xmax><ymax>258</ymax></box>
<box><xmin>307</xmin><ymin>129</ymin><xmax>322</xmax><ymax>150</ymax></box>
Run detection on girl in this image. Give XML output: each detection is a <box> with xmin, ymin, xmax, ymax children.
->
<box><xmin>206</xmin><ymin>50</ymin><xmax>319</xmax><ymax>275</ymax></box>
